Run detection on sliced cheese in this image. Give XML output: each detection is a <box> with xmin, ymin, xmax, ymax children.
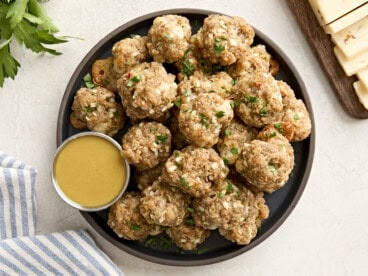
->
<box><xmin>324</xmin><ymin>3</ymin><xmax>368</xmax><ymax>34</ymax></box>
<box><xmin>309</xmin><ymin>0</ymin><xmax>367</xmax><ymax>26</ymax></box>
<box><xmin>334</xmin><ymin>46</ymin><xmax>368</xmax><ymax>76</ymax></box>
<box><xmin>331</xmin><ymin>16</ymin><xmax>368</xmax><ymax>59</ymax></box>
<box><xmin>353</xmin><ymin>80</ymin><xmax>368</xmax><ymax>110</ymax></box>
<box><xmin>357</xmin><ymin>69</ymin><xmax>368</xmax><ymax>90</ymax></box>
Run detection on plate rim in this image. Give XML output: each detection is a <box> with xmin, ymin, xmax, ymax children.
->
<box><xmin>56</xmin><ymin>8</ymin><xmax>315</xmax><ymax>266</ymax></box>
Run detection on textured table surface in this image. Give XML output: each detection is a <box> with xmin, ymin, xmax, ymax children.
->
<box><xmin>1</xmin><ymin>0</ymin><xmax>367</xmax><ymax>275</ymax></box>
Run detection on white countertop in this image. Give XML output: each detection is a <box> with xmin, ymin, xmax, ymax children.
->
<box><xmin>1</xmin><ymin>0</ymin><xmax>368</xmax><ymax>275</ymax></box>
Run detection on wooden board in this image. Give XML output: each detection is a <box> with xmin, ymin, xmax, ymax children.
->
<box><xmin>287</xmin><ymin>0</ymin><xmax>368</xmax><ymax>119</ymax></box>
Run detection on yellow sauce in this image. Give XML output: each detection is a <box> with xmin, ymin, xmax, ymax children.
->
<box><xmin>53</xmin><ymin>135</ymin><xmax>126</xmax><ymax>208</ymax></box>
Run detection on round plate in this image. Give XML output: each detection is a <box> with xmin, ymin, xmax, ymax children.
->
<box><xmin>57</xmin><ymin>9</ymin><xmax>315</xmax><ymax>266</ymax></box>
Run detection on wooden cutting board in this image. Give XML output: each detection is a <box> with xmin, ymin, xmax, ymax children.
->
<box><xmin>287</xmin><ymin>0</ymin><xmax>368</xmax><ymax>119</ymax></box>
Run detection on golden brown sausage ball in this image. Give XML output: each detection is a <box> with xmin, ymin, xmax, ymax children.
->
<box><xmin>71</xmin><ymin>87</ymin><xmax>125</xmax><ymax>136</ymax></box>
<box><xmin>147</xmin><ymin>15</ymin><xmax>191</xmax><ymax>63</ymax></box>
<box><xmin>108</xmin><ymin>192</ymin><xmax>162</xmax><ymax>240</ymax></box>
<box><xmin>121</xmin><ymin>122</ymin><xmax>171</xmax><ymax>170</ymax></box>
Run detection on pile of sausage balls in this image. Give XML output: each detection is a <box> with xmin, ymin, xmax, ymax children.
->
<box><xmin>70</xmin><ymin>14</ymin><xmax>311</xmax><ymax>250</ymax></box>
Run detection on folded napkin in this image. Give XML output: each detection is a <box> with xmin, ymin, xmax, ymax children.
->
<box><xmin>0</xmin><ymin>230</ymin><xmax>123</xmax><ymax>275</ymax></box>
<box><xmin>0</xmin><ymin>151</ymin><xmax>37</xmax><ymax>239</ymax></box>
<box><xmin>0</xmin><ymin>152</ymin><xmax>124</xmax><ymax>276</ymax></box>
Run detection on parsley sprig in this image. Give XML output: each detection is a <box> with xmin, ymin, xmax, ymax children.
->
<box><xmin>0</xmin><ymin>0</ymin><xmax>68</xmax><ymax>87</ymax></box>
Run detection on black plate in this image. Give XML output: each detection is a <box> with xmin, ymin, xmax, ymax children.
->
<box><xmin>56</xmin><ymin>9</ymin><xmax>315</xmax><ymax>266</ymax></box>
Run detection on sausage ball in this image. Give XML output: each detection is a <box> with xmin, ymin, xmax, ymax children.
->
<box><xmin>194</xmin><ymin>15</ymin><xmax>255</xmax><ymax>65</ymax></box>
<box><xmin>135</xmin><ymin>164</ymin><xmax>164</xmax><ymax>191</ymax></box>
<box><xmin>70</xmin><ymin>87</ymin><xmax>125</xmax><ymax>136</ymax></box>
<box><xmin>91</xmin><ymin>57</ymin><xmax>119</xmax><ymax>92</ymax></box>
<box><xmin>112</xmin><ymin>35</ymin><xmax>149</xmax><ymax>74</ymax></box>
<box><xmin>177</xmin><ymin>70</ymin><xmax>212</xmax><ymax>104</ymax></box>
<box><xmin>278</xmin><ymin>81</ymin><xmax>312</xmax><ymax>142</ymax></box>
<box><xmin>166</xmin><ymin>221</ymin><xmax>210</xmax><ymax>250</ymax></box>
<box><xmin>235</xmin><ymin>129</ymin><xmax>294</xmax><ymax>193</ymax></box>
<box><xmin>192</xmin><ymin>180</ymin><xmax>253</xmax><ymax>230</ymax></box>
<box><xmin>178</xmin><ymin>93</ymin><xmax>234</xmax><ymax>148</ymax></box>
<box><xmin>117</xmin><ymin>62</ymin><xmax>177</xmax><ymax>120</ymax></box>
<box><xmin>228</xmin><ymin>45</ymin><xmax>271</xmax><ymax>79</ymax></box>
<box><xmin>147</xmin><ymin>15</ymin><xmax>191</xmax><ymax>63</ymax></box>
<box><xmin>121</xmin><ymin>122</ymin><xmax>171</xmax><ymax>170</ymax></box>
<box><xmin>162</xmin><ymin>146</ymin><xmax>228</xmax><ymax>197</ymax></box>
<box><xmin>107</xmin><ymin>192</ymin><xmax>162</xmax><ymax>240</ymax></box>
<box><xmin>219</xmin><ymin>189</ymin><xmax>269</xmax><ymax>245</ymax></box>
<box><xmin>234</xmin><ymin>72</ymin><xmax>283</xmax><ymax>128</ymax></box>
<box><xmin>217</xmin><ymin>119</ymin><xmax>258</xmax><ymax>165</ymax></box>
<box><xmin>140</xmin><ymin>180</ymin><xmax>189</xmax><ymax>226</ymax></box>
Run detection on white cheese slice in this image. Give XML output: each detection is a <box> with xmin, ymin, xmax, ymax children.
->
<box><xmin>334</xmin><ymin>47</ymin><xmax>368</xmax><ymax>76</ymax></box>
<box><xmin>324</xmin><ymin>3</ymin><xmax>368</xmax><ymax>34</ymax></box>
<box><xmin>353</xmin><ymin>80</ymin><xmax>368</xmax><ymax>110</ymax></box>
<box><xmin>331</xmin><ymin>16</ymin><xmax>368</xmax><ymax>59</ymax></box>
<box><xmin>309</xmin><ymin>0</ymin><xmax>367</xmax><ymax>25</ymax></box>
<box><xmin>357</xmin><ymin>69</ymin><xmax>368</xmax><ymax>90</ymax></box>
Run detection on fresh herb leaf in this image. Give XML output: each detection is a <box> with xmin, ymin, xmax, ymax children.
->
<box><xmin>216</xmin><ymin>111</ymin><xmax>225</xmax><ymax>118</ymax></box>
<box><xmin>144</xmin><ymin>236</ymin><xmax>174</xmax><ymax>250</ymax></box>
<box><xmin>199</xmin><ymin>113</ymin><xmax>209</xmax><ymax>128</ymax></box>
<box><xmin>28</xmin><ymin>0</ymin><xmax>59</xmax><ymax>32</ymax></box>
<box><xmin>82</xmin><ymin>106</ymin><xmax>96</xmax><ymax>113</ymax></box>
<box><xmin>259</xmin><ymin>102</ymin><xmax>268</xmax><ymax>117</ymax></box>
<box><xmin>226</xmin><ymin>180</ymin><xmax>234</xmax><ymax>193</ymax></box>
<box><xmin>130</xmin><ymin>224</ymin><xmax>141</xmax><ymax>231</ymax></box>
<box><xmin>174</xmin><ymin>98</ymin><xmax>181</xmax><ymax>108</ymax></box>
<box><xmin>182</xmin><ymin>60</ymin><xmax>196</xmax><ymax>77</ymax></box>
<box><xmin>163</xmin><ymin>33</ymin><xmax>173</xmax><ymax>42</ymax></box>
<box><xmin>232</xmin><ymin>78</ymin><xmax>238</xmax><ymax>86</ymax></box>
<box><xmin>269</xmin><ymin>131</ymin><xmax>277</xmax><ymax>138</ymax></box>
<box><xmin>214</xmin><ymin>36</ymin><xmax>226</xmax><ymax>54</ymax></box>
<box><xmin>274</xmin><ymin>122</ymin><xmax>285</xmax><ymax>134</ymax></box>
<box><xmin>185</xmin><ymin>219</ymin><xmax>195</xmax><ymax>226</ymax></box>
<box><xmin>156</xmin><ymin>135</ymin><xmax>167</xmax><ymax>144</ymax></box>
<box><xmin>218</xmin><ymin>192</ymin><xmax>225</xmax><ymax>198</ymax></box>
<box><xmin>181</xmin><ymin>177</ymin><xmax>190</xmax><ymax>189</ymax></box>
<box><xmin>223</xmin><ymin>129</ymin><xmax>231</xmax><ymax>136</ymax></box>
<box><xmin>6</xmin><ymin>0</ymin><xmax>28</xmax><ymax>29</ymax></box>
<box><xmin>223</xmin><ymin>158</ymin><xmax>229</xmax><ymax>165</ymax></box>
<box><xmin>245</xmin><ymin>95</ymin><xmax>259</xmax><ymax>104</ymax></box>
<box><xmin>0</xmin><ymin>0</ymin><xmax>67</xmax><ymax>87</ymax></box>
<box><xmin>127</xmin><ymin>74</ymin><xmax>141</xmax><ymax>87</ymax></box>
<box><xmin>83</xmin><ymin>73</ymin><xmax>95</xmax><ymax>88</ymax></box>
<box><xmin>187</xmin><ymin>207</ymin><xmax>194</xmax><ymax>213</ymax></box>
<box><xmin>0</xmin><ymin>44</ymin><xmax>20</xmax><ymax>87</ymax></box>
<box><xmin>221</xmin><ymin>86</ymin><xmax>230</xmax><ymax>93</ymax></box>
<box><xmin>230</xmin><ymin>147</ymin><xmax>238</xmax><ymax>155</ymax></box>
<box><xmin>196</xmin><ymin>247</ymin><xmax>210</xmax><ymax>255</ymax></box>
<box><xmin>268</xmin><ymin>165</ymin><xmax>278</xmax><ymax>176</ymax></box>
<box><xmin>149</xmin><ymin>127</ymin><xmax>157</xmax><ymax>134</ymax></box>
<box><xmin>212</xmin><ymin>63</ymin><xmax>228</xmax><ymax>73</ymax></box>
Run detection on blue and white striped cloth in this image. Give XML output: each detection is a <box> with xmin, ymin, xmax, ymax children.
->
<box><xmin>0</xmin><ymin>151</ymin><xmax>37</xmax><ymax>239</ymax></box>
<box><xmin>0</xmin><ymin>230</ymin><xmax>123</xmax><ymax>275</ymax></box>
<box><xmin>0</xmin><ymin>152</ymin><xmax>124</xmax><ymax>275</ymax></box>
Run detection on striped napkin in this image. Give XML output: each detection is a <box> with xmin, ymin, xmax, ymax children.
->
<box><xmin>0</xmin><ymin>151</ymin><xmax>37</xmax><ymax>239</ymax></box>
<box><xmin>0</xmin><ymin>152</ymin><xmax>124</xmax><ymax>275</ymax></box>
